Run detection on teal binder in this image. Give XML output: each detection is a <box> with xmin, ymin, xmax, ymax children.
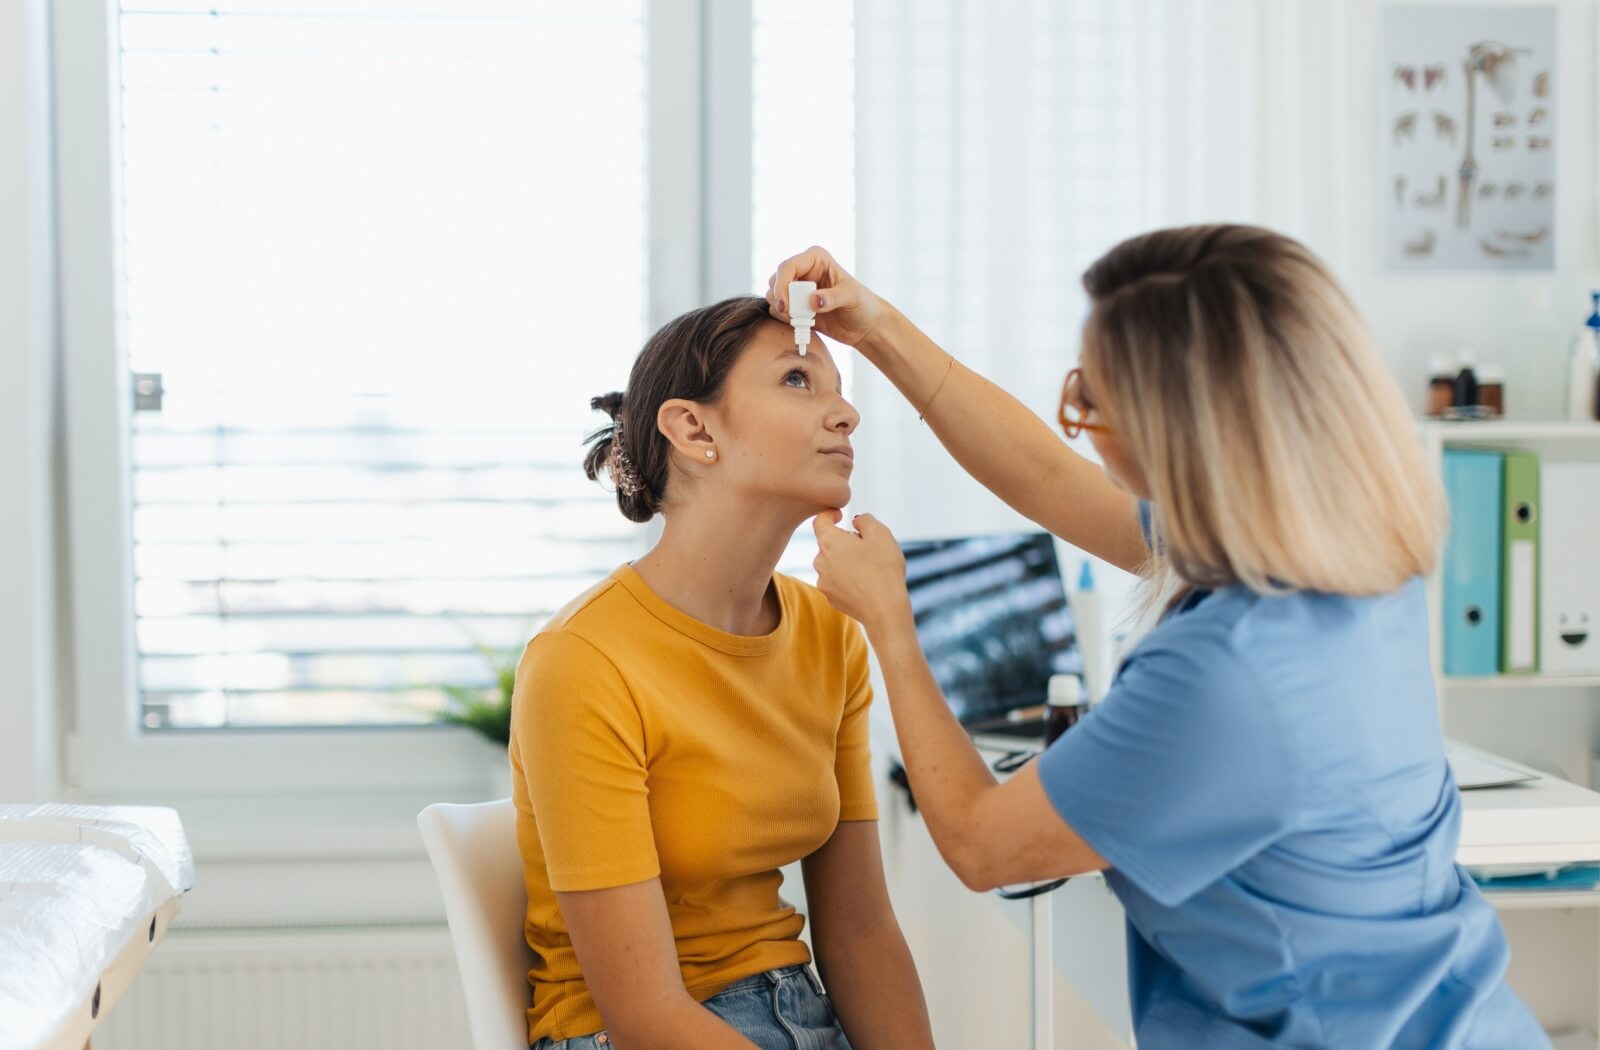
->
<box><xmin>1443</xmin><ymin>450</ymin><xmax>1503</xmax><ymax>676</ymax></box>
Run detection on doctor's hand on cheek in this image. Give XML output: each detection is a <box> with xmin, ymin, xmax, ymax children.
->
<box><xmin>811</xmin><ymin>510</ymin><xmax>914</xmax><ymax>638</ymax></box>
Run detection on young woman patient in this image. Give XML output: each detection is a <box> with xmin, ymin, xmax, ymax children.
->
<box><xmin>510</xmin><ymin>296</ymin><xmax>933</xmax><ymax>1050</ymax></box>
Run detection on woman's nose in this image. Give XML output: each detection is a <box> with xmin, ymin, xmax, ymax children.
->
<box><xmin>831</xmin><ymin>401</ymin><xmax>860</xmax><ymax>433</ymax></box>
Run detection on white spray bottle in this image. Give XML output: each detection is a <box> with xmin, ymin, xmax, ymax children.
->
<box><xmin>1069</xmin><ymin>561</ymin><xmax>1111</xmax><ymax>703</ymax></box>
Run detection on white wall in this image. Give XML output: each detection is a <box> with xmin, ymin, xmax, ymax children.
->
<box><xmin>849</xmin><ymin>0</ymin><xmax>1600</xmax><ymax>651</ymax></box>
<box><xmin>1263</xmin><ymin>0</ymin><xmax>1598</xmax><ymax>419</ymax></box>
<box><xmin>0</xmin><ymin>0</ymin><xmax>61</xmax><ymax>803</ymax></box>
<box><xmin>1255</xmin><ymin>0</ymin><xmax>1600</xmax><ymax>777</ymax></box>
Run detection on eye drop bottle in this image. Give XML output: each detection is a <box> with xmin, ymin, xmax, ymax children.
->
<box><xmin>788</xmin><ymin>281</ymin><xmax>816</xmax><ymax>355</ymax></box>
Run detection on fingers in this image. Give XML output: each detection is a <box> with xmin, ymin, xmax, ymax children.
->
<box><xmin>766</xmin><ymin>246</ymin><xmax>839</xmax><ymax>320</ymax></box>
<box><xmin>812</xmin><ymin>282</ymin><xmax>857</xmax><ymax>316</ymax></box>
<box><xmin>766</xmin><ymin>271</ymin><xmax>783</xmax><ymax>320</ymax></box>
<box><xmin>768</xmin><ymin>253</ymin><xmax>806</xmax><ymax>318</ymax></box>
<box><xmin>851</xmin><ymin>513</ymin><xmax>891</xmax><ymax>540</ymax></box>
<box><xmin>812</xmin><ymin>509</ymin><xmax>845</xmax><ymax>543</ymax></box>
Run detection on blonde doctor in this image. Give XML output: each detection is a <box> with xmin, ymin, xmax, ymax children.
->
<box><xmin>765</xmin><ymin>226</ymin><xmax>1543</xmax><ymax>1049</ymax></box>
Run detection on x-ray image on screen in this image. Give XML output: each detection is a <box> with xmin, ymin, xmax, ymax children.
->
<box><xmin>900</xmin><ymin>532</ymin><xmax>1082</xmax><ymax>725</ymax></box>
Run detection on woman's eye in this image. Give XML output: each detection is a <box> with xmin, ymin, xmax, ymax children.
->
<box><xmin>784</xmin><ymin>368</ymin><xmax>811</xmax><ymax>389</ymax></box>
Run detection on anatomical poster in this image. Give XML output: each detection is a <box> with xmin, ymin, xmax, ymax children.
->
<box><xmin>1381</xmin><ymin>4</ymin><xmax>1556</xmax><ymax>270</ymax></box>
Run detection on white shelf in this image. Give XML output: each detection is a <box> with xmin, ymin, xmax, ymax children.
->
<box><xmin>1419</xmin><ymin>422</ymin><xmax>1600</xmax><ymax>1050</ymax></box>
<box><xmin>1423</xmin><ymin>419</ymin><xmax>1600</xmax><ymax>700</ymax></box>
<box><xmin>1444</xmin><ymin>676</ymin><xmax>1600</xmax><ymax>691</ymax></box>
<box><xmin>1424</xmin><ymin>419</ymin><xmax>1600</xmax><ymax>444</ymax></box>
<box><xmin>1482</xmin><ymin>889</ymin><xmax>1600</xmax><ymax>912</ymax></box>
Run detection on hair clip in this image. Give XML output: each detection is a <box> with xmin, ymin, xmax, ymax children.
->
<box><xmin>609</xmin><ymin>417</ymin><xmax>648</xmax><ymax>499</ymax></box>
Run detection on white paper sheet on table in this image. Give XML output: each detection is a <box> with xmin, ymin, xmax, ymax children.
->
<box><xmin>1446</xmin><ymin>742</ymin><xmax>1539</xmax><ymax>790</ymax></box>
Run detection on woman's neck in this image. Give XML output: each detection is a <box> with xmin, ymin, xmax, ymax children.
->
<box><xmin>631</xmin><ymin>499</ymin><xmax>805</xmax><ymax>637</ymax></box>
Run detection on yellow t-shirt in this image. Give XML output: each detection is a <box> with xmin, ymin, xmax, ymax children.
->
<box><xmin>510</xmin><ymin>564</ymin><xmax>879</xmax><ymax>1043</ymax></box>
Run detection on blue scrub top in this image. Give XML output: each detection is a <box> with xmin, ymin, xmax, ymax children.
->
<box><xmin>1037</xmin><ymin>577</ymin><xmax>1547</xmax><ymax>1049</ymax></box>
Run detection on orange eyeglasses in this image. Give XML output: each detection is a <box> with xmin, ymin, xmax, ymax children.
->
<box><xmin>1057</xmin><ymin>368</ymin><xmax>1111</xmax><ymax>438</ymax></box>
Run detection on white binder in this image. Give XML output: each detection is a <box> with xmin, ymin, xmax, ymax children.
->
<box><xmin>1539</xmin><ymin>463</ymin><xmax>1600</xmax><ymax>675</ymax></box>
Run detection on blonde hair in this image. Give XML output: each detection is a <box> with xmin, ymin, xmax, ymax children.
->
<box><xmin>1081</xmin><ymin>224</ymin><xmax>1445</xmax><ymax>612</ymax></box>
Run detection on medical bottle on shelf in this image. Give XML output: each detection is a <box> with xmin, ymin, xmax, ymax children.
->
<box><xmin>1477</xmin><ymin>364</ymin><xmax>1504</xmax><ymax>417</ymax></box>
<box><xmin>1425</xmin><ymin>353</ymin><xmax>1455</xmax><ymax>417</ymax></box>
<box><xmin>1452</xmin><ymin>353</ymin><xmax>1480</xmax><ymax>416</ymax></box>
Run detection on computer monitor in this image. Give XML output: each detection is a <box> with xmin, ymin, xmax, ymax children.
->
<box><xmin>899</xmin><ymin>531</ymin><xmax>1083</xmax><ymax>727</ymax></box>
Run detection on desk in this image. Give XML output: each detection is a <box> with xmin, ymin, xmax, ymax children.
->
<box><xmin>1451</xmin><ymin>745</ymin><xmax>1600</xmax><ymax>1044</ymax></box>
<box><xmin>0</xmin><ymin>805</ymin><xmax>194</xmax><ymax>1050</ymax></box>
<box><xmin>949</xmin><ymin>739</ymin><xmax>1600</xmax><ymax>1048</ymax></box>
<box><xmin>1454</xmin><ymin>742</ymin><xmax>1600</xmax><ymax>868</ymax></box>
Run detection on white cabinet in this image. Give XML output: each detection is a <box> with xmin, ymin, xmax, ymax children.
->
<box><xmin>1424</xmin><ymin>420</ymin><xmax>1600</xmax><ymax>1046</ymax></box>
<box><xmin>870</xmin><ymin>774</ymin><xmax>1131</xmax><ymax>1049</ymax></box>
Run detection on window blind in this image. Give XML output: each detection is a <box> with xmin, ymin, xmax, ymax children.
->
<box><xmin>119</xmin><ymin>1</ymin><xmax>650</xmax><ymax>729</ymax></box>
<box><xmin>751</xmin><ymin>0</ymin><xmax>855</xmax><ymax>581</ymax></box>
<box><xmin>850</xmin><ymin>0</ymin><xmax>1261</xmax><ymax>537</ymax></box>
<box><xmin>751</xmin><ymin>0</ymin><xmax>855</xmax><ymax>288</ymax></box>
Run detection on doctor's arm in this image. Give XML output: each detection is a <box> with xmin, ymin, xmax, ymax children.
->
<box><xmin>867</xmin><ymin>608</ymin><xmax>1109</xmax><ymax>892</ymax></box>
<box><xmin>809</xmin><ymin>514</ymin><xmax>1109</xmax><ymax>893</ymax></box>
<box><xmin>766</xmin><ymin>246</ymin><xmax>1148</xmax><ymax>575</ymax></box>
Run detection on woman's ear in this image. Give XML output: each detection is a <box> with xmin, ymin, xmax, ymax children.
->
<box><xmin>657</xmin><ymin>399</ymin><xmax>717</xmax><ymax>463</ymax></box>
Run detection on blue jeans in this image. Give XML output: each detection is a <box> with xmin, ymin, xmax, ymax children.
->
<box><xmin>532</xmin><ymin>965</ymin><xmax>853</xmax><ymax>1050</ymax></box>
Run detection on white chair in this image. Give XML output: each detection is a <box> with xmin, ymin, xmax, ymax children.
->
<box><xmin>418</xmin><ymin>799</ymin><xmax>536</xmax><ymax>1050</ymax></box>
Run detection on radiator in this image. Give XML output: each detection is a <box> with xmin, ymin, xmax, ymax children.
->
<box><xmin>93</xmin><ymin>922</ymin><xmax>473</xmax><ymax>1050</ymax></box>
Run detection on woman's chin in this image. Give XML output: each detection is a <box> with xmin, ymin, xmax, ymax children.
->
<box><xmin>805</xmin><ymin>480</ymin><xmax>853</xmax><ymax>513</ymax></box>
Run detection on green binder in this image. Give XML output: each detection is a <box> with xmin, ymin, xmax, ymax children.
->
<box><xmin>1500</xmin><ymin>451</ymin><xmax>1541</xmax><ymax>674</ymax></box>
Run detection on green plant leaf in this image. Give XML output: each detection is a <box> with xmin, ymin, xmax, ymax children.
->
<box><xmin>433</xmin><ymin>643</ymin><xmax>519</xmax><ymax>747</ymax></box>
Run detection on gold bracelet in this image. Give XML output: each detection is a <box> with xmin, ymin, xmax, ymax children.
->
<box><xmin>917</xmin><ymin>355</ymin><xmax>957</xmax><ymax>422</ymax></box>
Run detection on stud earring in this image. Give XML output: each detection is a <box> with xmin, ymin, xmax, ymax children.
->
<box><xmin>705</xmin><ymin>449</ymin><xmax>715</xmax><ymax>459</ymax></box>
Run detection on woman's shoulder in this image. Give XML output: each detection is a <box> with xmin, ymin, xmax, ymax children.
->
<box><xmin>1157</xmin><ymin>576</ymin><xmax>1426</xmax><ymax>633</ymax></box>
<box><xmin>1135</xmin><ymin>576</ymin><xmax>1426</xmax><ymax>664</ymax></box>
<box><xmin>1130</xmin><ymin>577</ymin><xmax>1429</xmax><ymax>704</ymax></box>
<box><xmin>518</xmin><ymin>568</ymin><xmax>639</xmax><ymax>672</ymax></box>
<box><xmin>1223</xmin><ymin>576</ymin><xmax>1429</xmax><ymax>644</ymax></box>
<box><xmin>514</xmin><ymin>615</ymin><xmax>634</xmax><ymax>722</ymax></box>
<box><xmin>542</xmin><ymin>566</ymin><xmax>635</xmax><ymax>631</ymax></box>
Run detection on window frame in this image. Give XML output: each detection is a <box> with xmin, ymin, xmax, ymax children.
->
<box><xmin>54</xmin><ymin>0</ymin><xmax>746</xmax><ymax>797</ymax></box>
